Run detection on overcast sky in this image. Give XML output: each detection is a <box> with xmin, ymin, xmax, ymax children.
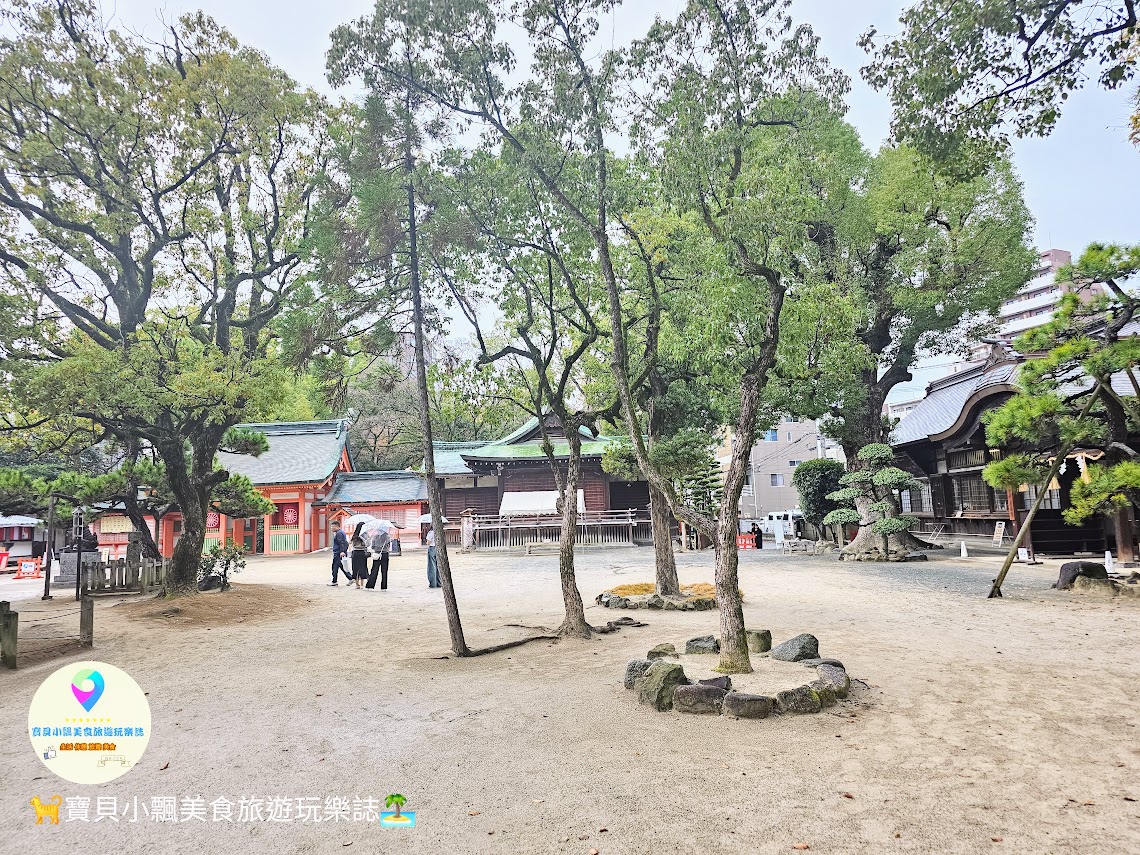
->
<box><xmin>107</xmin><ymin>1</ymin><xmax>1139</xmax><ymax>402</ymax></box>
<box><xmin>108</xmin><ymin>0</ymin><xmax>1139</xmax><ymax>254</ymax></box>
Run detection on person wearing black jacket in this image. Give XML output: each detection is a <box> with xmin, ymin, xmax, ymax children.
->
<box><xmin>366</xmin><ymin>526</ymin><xmax>392</xmax><ymax>590</ymax></box>
<box><xmin>329</xmin><ymin>520</ymin><xmax>352</xmax><ymax>586</ymax></box>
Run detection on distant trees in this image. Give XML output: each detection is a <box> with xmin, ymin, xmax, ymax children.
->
<box><xmin>347</xmin><ymin>362</ymin><xmax>525</xmax><ymax>471</ymax></box>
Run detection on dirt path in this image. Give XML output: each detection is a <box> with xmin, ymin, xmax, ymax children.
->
<box><xmin>2</xmin><ymin>548</ymin><xmax>1137</xmax><ymax>854</ymax></box>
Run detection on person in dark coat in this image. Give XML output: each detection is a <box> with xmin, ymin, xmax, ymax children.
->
<box><xmin>329</xmin><ymin>520</ymin><xmax>352</xmax><ymax>586</ymax></box>
<box><xmin>349</xmin><ymin>523</ymin><xmax>369</xmax><ymax>589</ymax></box>
<box><xmin>750</xmin><ymin>522</ymin><xmax>763</xmax><ymax>550</ymax></box>
<box><xmin>366</xmin><ymin>526</ymin><xmax>392</xmax><ymax>590</ymax></box>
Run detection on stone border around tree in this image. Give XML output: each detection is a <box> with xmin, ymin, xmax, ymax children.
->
<box><xmin>597</xmin><ymin>592</ymin><xmax>716</xmax><ymax>611</ymax></box>
<box><xmin>624</xmin><ymin>632</ymin><xmax>853</xmax><ymax>719</ymax></box>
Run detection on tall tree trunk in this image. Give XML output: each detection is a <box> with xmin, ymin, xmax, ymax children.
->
<box><xmin>159</xmin><ymin>442</ymin><xmax>209</xmax><ymax>593</ymax></box>
<box><xmin>649</xmin><ymin>483</ymin><xmax>680</xmax><ymax>596</ymax></box>
<box><xmin>556</xmin><ymin>434</ymin><xmax>591</xmax><ymax>638</ymax></box>
<box><xmin>711</xmin><ymin>375</ymin><xmax>763</xmax><ymax>674</ymax></box>
<box><xmin>405</xmin><ymin>122</ymin><xmax>469</xmax><ymax>657</ymax></box>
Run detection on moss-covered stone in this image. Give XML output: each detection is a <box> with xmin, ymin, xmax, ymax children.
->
<box><xmin>624</xmin><ymin>658</ymin><xmax>654</xmax><ymax>690</ymax></box>
<box><xmin>815</xmin><ymin>664</ymin><xmax>850</xmax><ymax>699</ymax></box>
<box><xmin>637</xmin><ymin>661</ymin><xmax>689</xmax><ymax>711</ymax></box>
<box><xmin>746</xmin><ymin>629</ymin><xmax>772</xmax><ymax>653</ymax></box>
<box><xmin>722</xmin><ymin>692</ymin><xmax>773</xmax><ymax>719</ymax></box>
<box><xmin>647</xmin><ymin>643</ymin><xmax>677</xmax><ymax>660</ymax></box>
<box><xmin>776</xmin><ymin>685</ymin><xmax>822</xmax><ymax>714</ymax></box>
<box><xmin>673</xmin><ymin>683</ymin><xmax>727</xmax><ymax>714</ymax></box>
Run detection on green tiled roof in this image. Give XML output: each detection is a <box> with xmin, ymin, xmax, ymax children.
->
<box><xmin>218</xmin><ymin>420</ymin><xmax>349</xmax><ymax>486</ymax></box>
<box><xmin>462</xmin><ymin>437</ymin><xmax>618</xmax><ymax>462</ymax></box>
<box><xmin>432</xmin><ymin>441</ymin><xmax>490</xmax><ymax>475</ymax></box>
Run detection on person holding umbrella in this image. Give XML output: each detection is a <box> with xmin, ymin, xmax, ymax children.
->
<box><xmin>349</xmin><ymin>522</ymin><xmax>370</xmax><ymax>589</ymax></box>
<box><xmin>366</xmin><ymin>524</ymin><xmax>393</xmax><ymax>590</ymax></box>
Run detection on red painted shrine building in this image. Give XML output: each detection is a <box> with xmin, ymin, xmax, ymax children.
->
<box><xmin>95</xmin><ymin>421</ymin><xmax>355</xmax><ymax>559</ymax></box>
<box><xmin>92</xmin><ymin>416</ymin><xmax>652</xmax><ymax>559</ymax></box>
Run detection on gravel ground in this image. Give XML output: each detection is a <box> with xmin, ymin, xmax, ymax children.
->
<box><xmin>2</xmin><ymin>546</ymin><xmax>1138</xmax><ymax>855</ymax></box>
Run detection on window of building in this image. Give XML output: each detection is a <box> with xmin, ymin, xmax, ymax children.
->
<box><xmin>763</xmin><ymin>429</ymin><xmax>778</xmax><ymax>442</ymax></box>
<box><xmin>786</xmin><ymin>417</ymin><xmax>800</xmax><ymax>423</ymax></box>
<box><xmin>744</xmin><ymin>469</ymin><xmax>752</xmax><ymax>487</ymax></box>
<box><xmin>770</xmin><ymin>474</ymin><xmax>785</xmax><ymax>487</ymax></box>
<box><xmin>948</xmin><ymin>448</ymin><xmax>987</xmax><ymax>470</ymax></box>
<box><xmin>952</xmin><ymin>474</ymin><xmax>990</xmax><ymax>512</ymax></box>
<box><xmin>788</xmin><ymin>460</ymin><xmax>802</xmax><ymax>468</ymax></box>
<box><xmin>1021</xmin><ymin>484</ymin><xmax>1061</xmax><ymax>511</ymax></box>
<box><xmin>899</xmin><ymin>479</ymin><xmax>933</xmax><ymax>514</ymax></box>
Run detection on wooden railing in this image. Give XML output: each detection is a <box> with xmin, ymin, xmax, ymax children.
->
<box><xmin>470</xmin><ymin>509</ymin><xmax>652</xmax><ymax>550</ymax></box>
<box><xmin>76</xmin><ymin>557</ymin><xmax>169</xmax><ymax>596</ymax></box>
<box><xmin>268</xmin><ymin>525</ymin><xmax>300</xmax><ymax>553</ymax></box>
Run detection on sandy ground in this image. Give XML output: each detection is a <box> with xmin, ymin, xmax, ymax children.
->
<box><xmin>1</xmin><ymin>546</ymin><xmax>1138</xmax><ymax>855</ymax></box>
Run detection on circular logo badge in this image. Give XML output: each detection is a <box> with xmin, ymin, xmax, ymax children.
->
<box><xmin>27</xmin><ymin>661</ymin><xmax>151</xmax><ymax>784</ymax></box>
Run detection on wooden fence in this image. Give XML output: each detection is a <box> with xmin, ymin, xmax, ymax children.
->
<box><xmin>75</xmin><ymin>556</ymin><xmax>169</xmax><ymax>597</ymax></box>
<box><xmin>470</xmin><ymin>509</ymin><xmax>652</xmax><ymax>551</ymax></box>
<box><xmin>1</xmin><ymin>598</ymin><xmax>93</xmax><ymax>670</ymax></box>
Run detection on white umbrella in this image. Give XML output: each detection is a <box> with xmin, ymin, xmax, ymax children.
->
<box><xmin>341</xmin><ymin>513</ymin><xmax>378</xmax><ymax>532</ymax></box>
<box><xmin>417</xmin><ymin>513</ymin><xmax>448</xmax><ymax>524</ymax></box>
<box><xmin>342</xmin><ymin>513</ymin><xmax>402</xmax><ymax>536</ymax></box>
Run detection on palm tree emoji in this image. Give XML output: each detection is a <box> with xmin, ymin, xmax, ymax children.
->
<box><xmin>385</xmin><ymin>793</ymin><xmax>407</xmax><ymax>819</ymax></box>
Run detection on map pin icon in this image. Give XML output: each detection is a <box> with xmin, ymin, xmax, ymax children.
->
<box><xmin>71</xmin><ymin>669</ymin><xmax>105</xmax><ymax>712</ymax></box>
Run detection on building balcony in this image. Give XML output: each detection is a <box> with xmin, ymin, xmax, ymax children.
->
<box><xmin>1000</xmin><ymin>288</ymin><xmax>1061</xmax><ymax>318</ymax></box>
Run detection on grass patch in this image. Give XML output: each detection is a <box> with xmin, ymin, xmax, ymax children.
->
<box><xmin>604</xmin><ymin>582</ymin><xmax>742</xmax><ymax>600</ymax></box>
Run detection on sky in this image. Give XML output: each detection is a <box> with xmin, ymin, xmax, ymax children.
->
<box><xmin>105</xmin><ymin>0</ymin><xmax>1140</xmax><ymax>401</ymax></box>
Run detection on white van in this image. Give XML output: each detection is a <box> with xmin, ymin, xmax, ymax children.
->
<box><xmin>758</xmin><ymin>509</ymin><xmax>804</xmax><ymax>539</ymax></box>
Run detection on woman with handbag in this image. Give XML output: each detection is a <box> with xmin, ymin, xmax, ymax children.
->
<box><xmin>349</xmin><ymin>523</ymin><xmax>369</xmax><ymax>589</ymax></box>
<box><xmin>366</xmin><ymin>525</ymin><xmax>392</xmax><ymax>590</ymax></box>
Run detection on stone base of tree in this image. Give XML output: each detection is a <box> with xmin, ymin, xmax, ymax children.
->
<box><xmin>625</xmin><ymin>632</ymin><xmax>855</xmax><ymax>720</ymax></box>
<box><xmin>1068</xmin><ymin>575</ymin><xmax>1140</xmax><ymax>598</ymax></box>
<box><xmin>596</xmin><ymin>591</ymin><xmax>716</xmax><ymax>611</ymax></box>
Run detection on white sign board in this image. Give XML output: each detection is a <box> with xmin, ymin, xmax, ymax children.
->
<box><xmin>991</xmin><ymin>522</ymin><xmax>1006</xmax><ymax>547</ymax></box>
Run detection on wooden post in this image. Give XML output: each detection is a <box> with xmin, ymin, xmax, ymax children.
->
<box><xmin>42</xmin><ymin>495</ymin><xmax>56</xmax><ymax>601</ymax></box>
<box><xmin>80</xmin><ymin>596</ymin><xmax>93</xmax><ymax>647</ymax></box>
<box><xmin>1</xmin><ymin>602</ymin><xmax>17</xmax><ymax>669</ymax></box>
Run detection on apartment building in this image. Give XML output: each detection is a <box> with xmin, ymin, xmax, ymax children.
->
<box><xmin>719</xmin><ymin>418</ymin><xmax>846</xmax><ymax>521</ymax></box>
<box><xmin>998</xmin><ymin>249</ymin><xmax>1103</xmax><ymax>341</ymax></box>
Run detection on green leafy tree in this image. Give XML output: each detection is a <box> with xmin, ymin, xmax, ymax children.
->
<box><xmin>441</xmin><ymin>147</ymin><xmax>618</xmax><ymax>638</ymax></box>
<box><xmin>792</xmin><ymin>458</ymin><xmax>846</xmax><ymax>540</ymax></box>
<box><xmin>823</xmin><ymin>444</ymin><xmax>919</xmax><ymax>561</ymax></box>
<box><xmin>982</xmin><ymin>243</ymin><xmax>1140</xmax><ymax>581</ymax></box>
<box><xmin>861</xmin><ymin>0</ymin><xmax>1140</xmax><ymax>158</ymax></box>
<box><xmin>0</xmin><ymin>444</ymin><xmax>273</xmax><ymax>559</ymax></box>
<box><xmin>327</xmin><ymin>0</ymin><xmax>853</xmax><ymax>673</ymax></box>
<box><xmin>818</xmin><ymin>142</ymin><xmax>1035</xmax><ymax>559</ymax></box>
<box><xmin>0</xmin><ymin>1</ymin><xmax>362</xmax><ymax>593</ymax></box>
<box><xmin>314</xmin><ymin>92</ymin><xmax>471</xmax><ymax>649</ymax></box>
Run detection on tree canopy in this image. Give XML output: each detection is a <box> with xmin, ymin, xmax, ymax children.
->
<box><xmin>862</xmin><ymin>0</ymin><xmax>1139</xmax><ymax>157</ymax></box>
